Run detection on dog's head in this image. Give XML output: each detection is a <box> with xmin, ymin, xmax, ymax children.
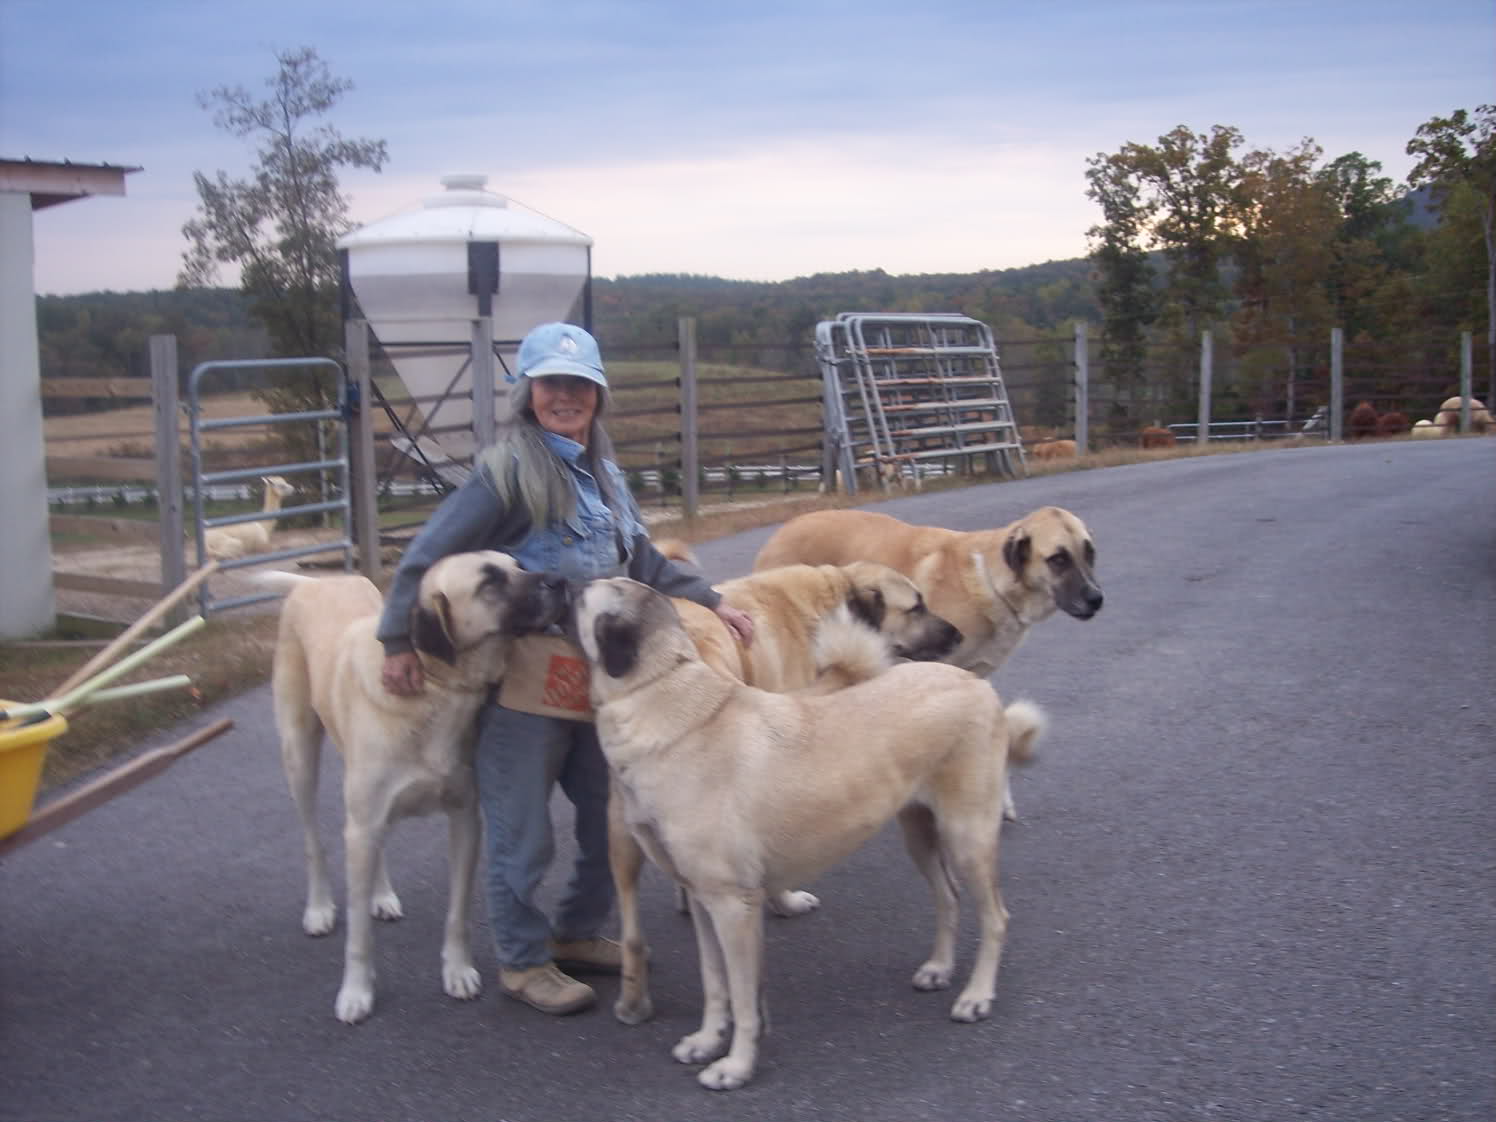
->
<box><xmin>840</xmin><ymin>560</ymin><xmax>962</xmax><ymax>661</ymax></box>
<box><xmin>410</xmin><ymin>551</ymin><xmax>569</xmax><ymax>666</ymax></box>
<box><xmin>999</xmin><ymin>506</ymin><xmax>1103</xmax><ymax>621</ymax></box>
<box><xmin>568</xmin><ymin>577</ymin><xmax>696</xmax><ymax>696</ymax></box>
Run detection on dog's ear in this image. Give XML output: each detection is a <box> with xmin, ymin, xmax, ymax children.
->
<box><xmin>411</xmin><ymin>591</ymin><xmax>457</xmax><ymax>665</ymax></box>
<box><xmin>848</xmin><ymin>585</ymin><xmax>886</xmax><ymax>630</ymax></box>
<box><xmin>1003</xmin><ymin>531</ymin><xmax>1032</xmax><ymax>577</ymax></box>
<box><xmin>594</xmin><ymin>612</ymin><xmax>641</xmax><ymax>679</ymax></box>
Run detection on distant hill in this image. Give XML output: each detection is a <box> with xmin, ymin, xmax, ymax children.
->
<box><xmin>36</xmin><ymin>259</ymin><xmax>1102</xmax><ymax>384</ymax></box>
<box><xmin>592</xmin><ymin>259</ymin><xmax>1099</xmax><ymax>349</ymax></box>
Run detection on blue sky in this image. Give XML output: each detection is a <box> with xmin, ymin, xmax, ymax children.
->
<box><xmin>4</xmin><ymin>0</ymin><xmax>1491</xmax><ymax>295</ymax></box>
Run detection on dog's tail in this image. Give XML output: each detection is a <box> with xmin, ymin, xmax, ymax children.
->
<box><xmin>798</xmin><ymin>608</ymin><xmax>897</xmax><ymax>695</ymax></box>
<box><xmin>251</xmin><ymin>569</ymin><xmax>317</xmax><ymax>593</ymax></box>
<box><xmin>1003</xmin><ymin>699</ymin><xmax>1047</xmax><ymax>766</ymax></box>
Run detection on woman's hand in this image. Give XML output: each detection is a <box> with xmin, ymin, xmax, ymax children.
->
<box><xmin>715</xmin><ymin>602</ymin><xmax>755</xmax><ymax>646</ymax></box>
<box><xmin>382</xmin><ymin>651</ymin><xmax>425</xmax><ymax>696</ymax></box>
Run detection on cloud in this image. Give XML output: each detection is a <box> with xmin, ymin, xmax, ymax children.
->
<box><xmin>10</xmin><ymin>0</ymin><xmax>1494</xmax><ymax>294</ymax></box>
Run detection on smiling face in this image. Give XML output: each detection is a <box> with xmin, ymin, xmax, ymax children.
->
<box><xmin>529</xmin><ymin>374</ymin><xmax>599</xmax><ymax>445</ymax></box>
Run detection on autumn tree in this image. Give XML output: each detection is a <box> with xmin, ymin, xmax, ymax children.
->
<box><xmin>1315</xmin><ymin>152</ymin><xmax>1414</xmax><ymax>341</ymax></box>
<box><xmin>1086</xmin><ymin>125</ymin><xmax>1245</xmax><ymax>421</ymax></box>
<box><xmin>1230</xmin><ymin>141</ymin><xmax>1339</xmax><ymax>419</ymax></box>
<box><xmin>1406</xmin><ymin>105</ymin><xmax>1496</xmax><ymax>403</ymax></box>
<box><xmin>1084</xmin><ymin>154</ymin><xmax>1155</xmax><ymax>421</ymax></box>
<box><xmin>180</xmin><ymin>46</ymin><xmax>386</xmax><ymax>419</ymax></box>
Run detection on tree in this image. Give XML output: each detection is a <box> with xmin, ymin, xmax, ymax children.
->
<box><xmin>1406</xmin><ymin>105</ymin><xmax>1496</xmax><ymax>404</ymax></box>
<box><xmin>1230</xmin><ymin>141</ymin><xmax>1338</xmax><ymax>420</ymax></box>
<box><xmin>180</xmin><ymin>46</ymin><xmax>387</xmax><ymax>378</ymax></box>
<box><xmin>1085</xmin><ymin>125</ymin><xmax>1245</xmax><ymax>421</ymax></box>
<box><xmin>1315</xmin><ymin>152</ymin><xmax>1414</xmax><ymax>340</ymax></box>
<box><xmin>1084</xmin><ymin>154</ymin><xmax>1156</xmax><ymax>422</ymax></box>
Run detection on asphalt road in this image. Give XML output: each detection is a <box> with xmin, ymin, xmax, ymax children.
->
<box><xmin>3</xmin><ymin>438</ymin><xmax>1492</xmax><ymax>1122</ymax></box>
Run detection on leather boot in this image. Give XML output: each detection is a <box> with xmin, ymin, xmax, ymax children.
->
<box><xmin>497</xmin><ymin>963</ymin><xmax>596</xmax><ymax>1015</ymax></box>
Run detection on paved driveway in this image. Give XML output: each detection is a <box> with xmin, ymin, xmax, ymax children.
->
<box><xmin>3</xmin><ymin>438</ymin><xmax>1492</xmax><ymax>1121</ymax></box>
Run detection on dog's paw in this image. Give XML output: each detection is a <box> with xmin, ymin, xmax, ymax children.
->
<box><xmin>371</xmin><ymin>891</ymin><xmax>403</xmax><ymax>921</ymax></box>
<box><xmin>949</xmin><ymin>992</ymin><xmax>993</xmax><ymax>1022</ymax></box>
<box><xmin>335</xmin><ymin>982</ymin><xmax>375</xmax><ymax>1024</ymax></box>
<box><xmin>769</xmin><ymin>889</ymin><xmax>820</xmax><ymax>917</ymax></box>
<box><xmin>443</xmin><ymin>963</ymin><xmax>482</xmax><ymax>1001</ymax></box>
<box><xmin>673</xmin><ymin>1027</ymin><xmax>730</xmax><ymax>1065</ymax></box>
<box><xmin>698</xmin><ymin>1056</ymin><xmax>754</xmax><ymax>1091</ymax></box>
<box><xmin>614</xmin><ymin>992</ymin><xmax>655</xmax><ymax>1025</ymax></box>
<box><xmin>302</xmin><ymin>903</ymin><xmax>336</xmax><ymax>937</ymax></box>
<box><xmin>912</xmin><ymin>960</ymin><xmax>953</xmax><ymax>991</ymax></box>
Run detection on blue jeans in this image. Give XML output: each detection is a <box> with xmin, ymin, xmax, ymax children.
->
<box><xmin>472</xmin><ymin>701</ymin><xmax>615</xmax><ymax>969</ymax></box>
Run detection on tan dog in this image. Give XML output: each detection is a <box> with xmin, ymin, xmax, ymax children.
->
<box><xmin>571</xmin><ymin>578</ymin><xmax>1044</xmax><ymax>1091</ymax></box>
<box><xmin>265</xmin><ymin>552</ymin><xmax>568</xmax><ymax>1024</ymax></box>
<box><xmin>610</xmin><ymin>559</ymin><xmax>964</xmax><ymax>1023</ymax></box>
<box><xmin>674</xmin><ymin>561</ymin><xmax>963</xmax><ymax>691</ymax></box>
<box><xmin>754</xmin><ymin>506</ymin><xmax>1101</xmax><ymax>678</ymax></box>
<box><xmin>754</xmin><ymin>505</ymin><xmax>1099</xmax><ymax>820</ymax></box>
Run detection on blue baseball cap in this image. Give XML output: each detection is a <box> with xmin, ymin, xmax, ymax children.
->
<box><xmin>515</xmin><ymin>322</ymin><xmax>607</xmax><ymax>388</ymax></box>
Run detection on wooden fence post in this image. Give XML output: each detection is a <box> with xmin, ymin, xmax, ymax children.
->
<box><xmin>1330</xmin><ymin>327</ymin><xmax>1344</xmax><ymax>442</ymax></box>
<box><xmin>1198</xmin><ymin>329</ymin><xmax>1213</xmax><ymax>446</ymax></box>
<box><xmin>346</xmin><ymin>319</ymin><xmax>380</xmax><ymax>581</ymax></box>
<box><xmin>679</xmin><ymin>317</ymin><xmax>699</xmax><ymax>520</ymax></box>
<box><xmin>150</xmin><ymin>334</ymin><xmax>187</xmax><ymax>626</ymax></box>
<box><xmin>1073</xmin><ymin>322</ymin><xmax>1089</xmax><ymax>453</ymax></box>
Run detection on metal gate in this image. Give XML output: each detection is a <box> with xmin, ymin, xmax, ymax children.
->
<box><xmin>187</xmin><ymin>357</ymin><xmax>355</xmax><ymax>616</ymax></box>
<box><xmin>817</xmin><ymin>313</ymin><xmax>1026</xmax><ymax>494</ymax></box>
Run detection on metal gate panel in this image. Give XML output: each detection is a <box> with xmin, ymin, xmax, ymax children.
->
<box><xmin>187</xmin><ymin>358</ymin><xmax>355</xmax><ymax>616</ymax></box>
<box><xmin>817</xmin><ymin>313</ymin><xmax>1026</xmax><ymax>494</ymax></box>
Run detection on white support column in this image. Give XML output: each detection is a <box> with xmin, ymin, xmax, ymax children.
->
<box><xmin>0</xmin><ymin>191</ymin><xmax>55</xmax><ymax>637</ymax></box>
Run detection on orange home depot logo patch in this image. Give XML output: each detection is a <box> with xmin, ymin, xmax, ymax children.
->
<box><xmin>541</xmin><ymin>652</ymin><xmax>591</xmax><ymax>714</ymax></box>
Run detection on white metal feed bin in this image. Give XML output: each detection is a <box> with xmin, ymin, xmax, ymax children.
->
<box><xmin>338</xmin><ymin>174</ymin><xmax>593</xmax><ymax>460</ymax></box>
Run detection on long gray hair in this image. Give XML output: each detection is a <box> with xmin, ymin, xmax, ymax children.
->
<box><xmin>477</xmin><ymin>376</ymin><xmax>623</xmax><ymax>526</ymax></box>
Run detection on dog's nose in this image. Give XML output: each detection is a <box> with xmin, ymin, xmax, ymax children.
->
<box><xmin>1086</xmin><ymin>588</ymin><xmax>1104</xmax><ymax>611</ymax></box>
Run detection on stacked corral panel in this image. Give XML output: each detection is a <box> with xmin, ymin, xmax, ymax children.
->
<box><xmin>817</xmin><ymin>313</ymin><xmax>1026</xmax><ymax>494</ymax></box>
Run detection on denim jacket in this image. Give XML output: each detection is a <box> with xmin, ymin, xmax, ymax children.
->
<box><xmin>506</xmin><ymin>432</ymin><xmax>644</xmax><ymax>580</ymax></box>
<box><xmin>376</xmin><ymin>431</ymin><xmax>718</xmax><ymax>653</ymax></box>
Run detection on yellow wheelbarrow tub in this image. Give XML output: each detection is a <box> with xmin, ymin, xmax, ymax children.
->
<box><xmin>0</xmin><ymin>706</ymin><xmax>68</xmax><ymax>839</ymax></box>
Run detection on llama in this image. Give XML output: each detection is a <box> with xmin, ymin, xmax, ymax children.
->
<box><xmin>203</xmin><ymin>475</ymin><xmax>295</xmax><ymax>561</ymax></box>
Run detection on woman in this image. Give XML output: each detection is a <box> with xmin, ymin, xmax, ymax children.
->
<box><xmin>377</xmin><ymin>321</ymin><xmax>753</xmax><ymax>1016</ymax></box>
